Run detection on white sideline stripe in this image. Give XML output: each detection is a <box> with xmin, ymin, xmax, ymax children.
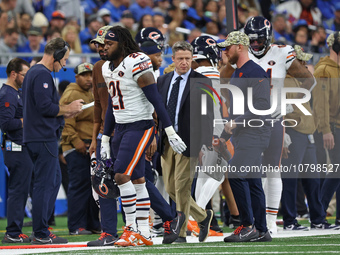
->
<box><xmin>1</xmin><ymin>231</ymin><xmax>340</xmax><ymax>255</ymax></box>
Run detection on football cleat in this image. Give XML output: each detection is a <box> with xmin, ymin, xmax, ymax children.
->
<box><xmin>137</xmin><ymin>234</ymin><xmax>153</xmax><ymax>246</ymax></box>
<box><xmin>162</xmin><ymin>211</ymin><xmax>185</xmax><ymax>244</ymax></box>
<box><xmin>87</xmin><ymin>232</ymin><xmax>118</xmax><ymax>246</ymax></box>
<box><xmin>284</xmin><ymin>223</ymin><xmax>309</xmax><ymax>231</ymax></box>
<box><xmin>311</xmin><ymin>221</ymin><xmax>340</xmax><ymax>230</ymax></box>
<box><xmin>187</xmin><ymin>220</ymin><xmax>200</xmax><ymax>236</ymax></box>
<box><xmin>115</xmin><ymin>226</ymin><xmax>140</xmax><ymax>247</ymax></box>
<box><xmin>2</xmin><ymin>233</ymin><xmax>30</xmax><ymax>243</ymax></box>
<box><xmin>224</xmin><ymin>225</ymin><xmax>259</xmax><ymax>242</ymax></box>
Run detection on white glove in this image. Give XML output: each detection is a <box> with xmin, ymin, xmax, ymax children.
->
<box><xmin>100</xmin><ymin>135</ymin><xmax>111</xmax><ymax>160</ymax></box>
<box><xmin>165</xmin><ymin>126</ymin><xmax>187</xmax><ymax>154</ymax></box>
<box><xmin>283</xmin><ymin>133</ymin><xmax>292</xmax><ymax>148</ymax></box>
<box><xmin>271</xmin><ymin>104</ymin><xmax>294</xmax><ymax>119</ymax></box>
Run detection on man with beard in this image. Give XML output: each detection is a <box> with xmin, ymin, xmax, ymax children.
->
<box><xmin>217</xmin><ymin>31</ymin><xmax>272</xmax><ymax>242</ymax></box>
<box><xmin>1</xmin><ymin>58</ymin><xmax>32</xmax><ymax>244</ymax></box>
<box><xmin>100</xmin><ymin>26</ymin><xmax>186</xmax><ymax>247</ymax></box>
<box><xmin>87</xmin><ymin>26</ymin><xmax>120</xmax><ymax>247</ymax></box>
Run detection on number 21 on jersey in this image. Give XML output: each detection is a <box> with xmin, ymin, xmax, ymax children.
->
<box><xmin>109</xmin><ymin>80</ymin><xmax>125</xmax><ymax>110</ymax></box>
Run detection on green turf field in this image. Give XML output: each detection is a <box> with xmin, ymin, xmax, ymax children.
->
<box><xmin>1</xmin><ymin>214</ymin><xmax>340</xmax><ymax>254</ymax></box>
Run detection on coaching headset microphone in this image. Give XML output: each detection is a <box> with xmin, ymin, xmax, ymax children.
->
<box><xmin>58</xmin><ymin>61</ymin><xmax>66</xmax><ymax>72</ymax></box>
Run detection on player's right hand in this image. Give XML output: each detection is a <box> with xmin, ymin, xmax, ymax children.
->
<box><xmin>100</xmin><ymin>135</ymin><xmax>111</xmax><ymax>160</ymax></box>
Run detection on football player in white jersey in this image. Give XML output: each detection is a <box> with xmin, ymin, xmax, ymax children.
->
<box><xmin>243</xmin><ymin>16</ymin><xmax>316</xmax><ymax>234</ymax></box>
<box><xmin>189</xmin><ymin>35</ymin><xmax>237</xmax><ymax>236</ymax></box>
<box><xmin>100</xmin><ymin>26</ymin><xmax>186</xmax><ymax>246</ymax></box>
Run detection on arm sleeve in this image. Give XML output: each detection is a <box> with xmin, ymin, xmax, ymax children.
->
<box><xmin>32</xmin><ymin>73</ymin><xmax>60</xmax><ymax>117</ymax></box>
<box><xmin>141</xmin><ymin>83</ymin><xmax>172</xmax><ymax>128</ymax></box>
<box><xmin>0</xmin><ymin>94</ymin><xmax>22</xmax><ymax>132</ymax></box>
<box><xmin>103</xmin><ymin>95</ymin><xmax>115</xmax><ymax>136</ymax></box>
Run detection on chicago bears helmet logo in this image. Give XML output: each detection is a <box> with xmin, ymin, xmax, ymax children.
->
<box><xmin>84</xmin><ymin>64</ymin><xmax>91</xmax><ymax>70</ymax></box>
<box><xmin>98</xmin><ymin>30</ymin><xmax>103</xmax><ymax>36</ymax></box>
<box><xmin>264</xmin><ymin>19</ymin><xmax>271</xmax><ymax>28</ymax></box>
<box><xmin>206</xmin><ymin>38</ymin><xmax>216</xmax><ymax>46</ymax></box>
<box><xmin>148</xmin><ymin>31</ymin><xmax>161</xmax><ymax>40</ymax></box>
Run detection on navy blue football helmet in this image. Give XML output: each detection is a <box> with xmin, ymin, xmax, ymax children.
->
<box><xmin>91</xmin><ymin>158</ymin><xmax>120</xmax><ymax>199</ymax></box>
<box><xmin>191</xmin><ymin>35</ymin><xmax>221</xmax><ymax>67</ymax></box>
<box><xmin>244</xmin><ymin>16</ymin><xmax>273</xmax><ymax>57</ymax></box>
<box><xmin>135</xmin><ymin>27</ymin><xmax>168</xmax><ymax>53</ymax></box>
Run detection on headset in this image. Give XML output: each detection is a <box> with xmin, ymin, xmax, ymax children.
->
<box><xmin>53</xmin><ymin>40</ymin><xmax>70</xmax><ymax>62</ymax></box>
<box><xmin>332</xmin><ymin>31</ymin><xmax>340</xmax><ymax>55</ymax></box>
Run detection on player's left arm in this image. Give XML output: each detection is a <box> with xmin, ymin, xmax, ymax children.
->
<box><xmin>287</xmin><ymin>59</ymin><xmax>316</xmax><ymax>93</ymax></box>
<box><xmin>138</xmin><ymin>72</ymin><xmax>187</xmax><ymax>154</ymax></box>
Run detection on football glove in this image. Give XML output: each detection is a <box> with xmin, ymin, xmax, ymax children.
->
<box><xmin>165</xmin><ymin>126</ymin><xmax>187</xmax><ymax>154</ymax></box>
<box><xmin>100</xmin><ymin>135</ymin><xmax>111</xmax><ymax>160</ymax></box>
<box><xmin>271</xmin><ymin>103</ymin><xmax>294</xmax><ymax>119</ymax></box>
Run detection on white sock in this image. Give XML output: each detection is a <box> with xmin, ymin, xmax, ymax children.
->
<box><xmin>264</xmin><ymin>173</ymin><xmax>282</xmax><ymax>221</ymax></box>
<box><xmin>118</xmin><ymin>181</ymin><xmax>137</xmax><ymax>230</ymax></box>
<box><xmin>134</xmin><ymin>183</ymin><xmax>151</xmax><ymax>237</ymax></box>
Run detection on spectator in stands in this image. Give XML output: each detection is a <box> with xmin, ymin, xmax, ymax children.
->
<box><xmin>323</xmin><ymin>2</ymin><xmax>340</xmax><ymax>31</ymax></box>
<box><xmin>153</xmin><ymin>0</ymin><xmax>170</xmax><ymax>16</ymax></box>
<box><xmin>294</xmin><ymin>27</ymin><xmax>309</xmax><ymax>47</ymax></box>
<box><xmin>58</xmin><ymin>0</ymin><xmax>81</xmax><ymax>23</ymax></box>
<box><xmin>97</xmin><ymin>8</ymin><xmax>113</xmax><ymax>26</ymax></box>
<box><xmin>118</xmin><ymin>10</ymin><xmax>137</xmax><ymax>38</ymax></box>
<box><xmin>49</xmin><ymin>10</ymin><xmax>66</xmax><ymax>32</ymax></box>
<box><xmin>79</xmin><ymin>14</ymin><xmax>102</xmax><ymax>47</ymax></box>
<box><xmin>153</xmin><ymin>13</ymin><xmax>167</xmax><ymax>36</ymax></box>
<box><xmin>187</xmin><ymin>28</ymin><xmax>202</xmax><ymax>44</ymax></box>
<box><xmin>61</xmin><ymin>25</ymin><xmax>83</xmax><ymax>66</ymax></box>
<box><xmin>45</xmin><ymin>28</ymin><xmax>61</xmax><ymax>42</ymax></box>
<box><xmin>17</xmin><ymin>13</ymin><xmax>32</xmax><ymax>47</ymax></box>
<box><xmin>272</xmin><ymin>14</ymin><xmax>292</xmax><ymax>44</ymax></box>
<box><xmin>203</xmin><ymin>20</ymin><xmax>221</xmax><ymax>36</ymax></box>
<box><xmin>17</xmin><ymin>27</ymin><xmax>45</xmax><ymax>63</ymax></box>
<box><xmin>100</xmin><ymin>0</ymin><xmax>127</xmax><ymax>23</ymax></box>
<box><xmin>237</xmin><ymin>3</ymin><xmax>249</xmax><ymax>28</ymax></box>
<box><xmin>276</xmin><ymin>0</ymin><xmax>322</xmax><ymax>26</ymax></box>
<box><xmin>32</xmin><ymin>12</ymin><xmax>49</xmax><ymax>39</ymax></box>
<box><xmin>0</xmin><ymin>28</ymin><xmax>19</xmax><ymax>65</ymax></box>
<box><xmin>310</xmin><ymin>25</ymin><xmax>327</xmax><ymax>53</ymax></box>
<box><xmin>137</xmin><ymin>14</ymin><xmax>153</xmax><ymax>31</ymax></box>
<box><xmin>129</xmin><ymin>0</ymin><xmax>154</xmax><ymax>23</ymax></box>
<box><xmin>14</xmin><ymin>0</ymin><xmax>35</xmax><ymax>18</ymax></box>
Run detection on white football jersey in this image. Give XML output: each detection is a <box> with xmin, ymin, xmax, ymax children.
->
<box><xmin>195</xmin><ymin>66</ymin><xmax>224</xmax><ymax>136</ymax></box>
<box><xmin>102</xmin><ymin>52</ymin><xmax>154</xmax><ymax>124</ymax></box>
<box><xmin>249</xmin><ymin>44</ymin><xmax>295</xmax><ymax>110</ymax></box>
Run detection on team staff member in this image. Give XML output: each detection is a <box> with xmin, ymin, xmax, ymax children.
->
<box><xmin>22</xmin><ymin>38</ymin><xmax>83</xmax><ymax>244</ymax></box>
<box><xmin>1</xmin><ymin>58</ymin><xmax>32</xmax><ymax>244</ymax></box>
<box><xmin>60</xmin><ymin>63</ymin><xmax>101</xmax><ymax>236</ymax></box>
<box><xmin>281</xmin><ymin>46</ymin><xmax>338</xmax><ymax>230</ymax></box>
<box><xmin>217</xmin><ymin>31</ymin><xmax>272</xmax><ymax>242</ymax></box>
<box><xmin>87</xmin><ymin>25</ymin><xmax>120</xmax><ymax>247</ymax></box>
<box><xmin>313</xmin><ymin>32</ymin><xmax>340</xmax><ymax>225</ymax></box>
<box><xmin>157</xmin><ymin>41</ymin><xmax>214</xmax><ymax>243</ymax></box>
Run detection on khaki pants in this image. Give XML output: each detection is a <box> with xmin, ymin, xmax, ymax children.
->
<box><xmin>161</xmin><ymin>140</ymin><xmax>207</xmax><ymax>237</ymax></box>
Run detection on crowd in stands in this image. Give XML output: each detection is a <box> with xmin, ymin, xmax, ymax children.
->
<box><xmin>0</xmin><ymin>0</ymin><xmax>339</xmax><ymax>67</ymax></box>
